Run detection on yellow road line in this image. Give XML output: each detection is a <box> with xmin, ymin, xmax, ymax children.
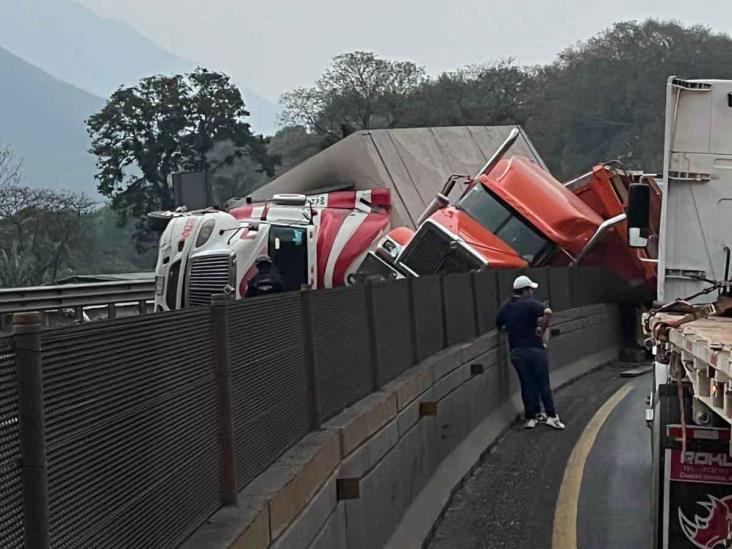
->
<box><xmin>552</xmin><ymin>382</ymin><xmax>635</xmax><ymax>549</ymax></box>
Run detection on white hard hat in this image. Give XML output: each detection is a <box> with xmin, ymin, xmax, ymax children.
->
<box><xmin>513</xmin><ymin>275</ymin><xmax>538</xmax><ymax>290</ymax></box>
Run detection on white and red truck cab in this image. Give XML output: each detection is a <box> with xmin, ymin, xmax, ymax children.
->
<box><xmin>152</xmin><ymin>189</ymin><xmax>391</xmax><ymax>310</ymax></box>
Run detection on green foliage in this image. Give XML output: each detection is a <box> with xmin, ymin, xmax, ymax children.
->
<box><xmin>0</xmin><ymin>184</ymin><xmax>94</xmax><ymax>287</ymax></box>
<box><xmin>0</xmin><ymin>141</ymin><xmax>156</xmax><ymax>287</ymax></box>
<box><xmin>279</xmin><ymin>20</ymin><xmax>732</xmax><ymax>180</ymax></box>
<box><xmin>0</xmin><ymin>199</ymin><xmax>158</xmax><ymax>288</ymax></box>
<box><xmin>280</xmin><ymin>52</ymin><xmax>426</xmax><ymax>139</ymax></box>
<box><xmin>268</xmin><ymin>126</ymin><xmax>327</xmax><ymax>176</ymax></box>
<box><xmin>74</xmin><ymin>206</ymin><xmax>157</xmax><ymax>275</ymax></box>
<box><xmin>206</xmin><ymin>140</ymin><xmax>271</xmax><ymax>204</ymax></box>
<box><xmin>87</xmin><ymin>67</ymin><xmax>276</xmax><ymax>249</ymax></box>
<box><xmin>527</xmin><ymin>20</ymin><xmax>732</xmax><ymax>177</ymax></box>
<box><xmin>399</xmin><ymin>60</ymin><xmax>534</xmax><ymax>128</ymax></box>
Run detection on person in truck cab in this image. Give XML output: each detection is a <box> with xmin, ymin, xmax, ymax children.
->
<box><xmin>496</xmin><ymin>275</ymin><xmax>565</xmax><ymax>430</ymax></box>
<box><xmin>246</xmin><ymin>256</ymin><xmax>285</xmax><ymax>297</ymax></box>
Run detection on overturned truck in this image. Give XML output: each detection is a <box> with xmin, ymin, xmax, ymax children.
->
<box><xmin>151</xmin><ymin>124</ymin><xmax>660</xmax><ymax>311</ymax></box>
<box><xmin>151</xmin><ymin>126</ymin><xmax>548</xmax><ymax>310</ymax></box>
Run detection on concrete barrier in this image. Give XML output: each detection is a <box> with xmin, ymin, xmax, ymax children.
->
<box><xmin>182</xmin><ymin>304</ymin><xmax>621</xmax><ymax>549</ymax></box>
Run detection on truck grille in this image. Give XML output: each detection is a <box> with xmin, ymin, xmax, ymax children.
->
<box><xmin>399</xmin><ymin>222</ymin><xmax>485</xmax><ymax>275</ymax></box>
<box><xmin>187</xmin><ymin>254</ymin><xmax>232</xmax><ymax>307</ymax></box>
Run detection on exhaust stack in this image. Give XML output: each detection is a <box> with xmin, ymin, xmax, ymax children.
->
<box><xmin>475</xmin><ymin>128</ymin><xmax>520</xmax><ymax>178</ymax></box>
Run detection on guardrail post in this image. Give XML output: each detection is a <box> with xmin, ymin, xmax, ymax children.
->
<box><xmin>13</xmin><ymin>312</ymin><xmax>50</xmax><ymax>549</ymax></box>
<box><xmin>300</xmin><ymin>290</ymin><xmax>322</xmax><ymax>429</ymax></box>
<box><xmin>210</xmin><ymin>295</ymin><xmax>237</xmax><ymax>506</ymax></box>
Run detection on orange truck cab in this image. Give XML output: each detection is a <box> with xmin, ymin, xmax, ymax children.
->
<box><xmin>359</xmin><ymin>145</ymin><xmax>658</xmax><ymax>291</ymax></box>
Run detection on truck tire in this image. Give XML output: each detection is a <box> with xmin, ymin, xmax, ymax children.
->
<box><xmin>652</xmin><ymin>384</ymin><xmax>684</xmax><ymax>548</ymax></box>
<box><xmin>652</xmin><ymin>383</ymin><xmax>695</xmax><ymax>549</ymax></box>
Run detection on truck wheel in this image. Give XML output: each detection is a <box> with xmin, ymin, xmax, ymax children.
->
<box><xmin>652</xmin><ymin>383</ymin><xmax>693</xmax><ymax>549</ymax></box>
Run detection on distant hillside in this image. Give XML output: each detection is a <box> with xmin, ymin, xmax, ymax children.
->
<box><xmin>0</xmin><ymin>46</ymin><xmax>103</xmax><ymax>195</ymax></box>
<box><xmin>0</xmin><ymin>0</ymin><xmax>278</xmax><ymax>134</ymax></box>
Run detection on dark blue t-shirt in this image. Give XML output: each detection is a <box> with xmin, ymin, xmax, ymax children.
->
<box><xmin>496</xmin><ymin>296</ymin><xmax>547</xmax><ymax>349</ymax></box>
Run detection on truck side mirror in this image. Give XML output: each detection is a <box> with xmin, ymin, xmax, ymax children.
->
<box><xmin>627</xmin><ymin>183</ymin><xmax>651</xmax><ymax>248</ymax></box>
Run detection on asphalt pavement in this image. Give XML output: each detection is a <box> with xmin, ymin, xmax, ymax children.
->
<box><xmin>427</xmin><ymin>363</ymin><xmax>652</xmax><ymax>549</ymax></box>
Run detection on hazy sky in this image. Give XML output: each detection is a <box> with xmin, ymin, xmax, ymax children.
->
<box><xmin>78</xmin><ymin>0</ymin><xmax>732</xmax><ymax>100</ymax></box>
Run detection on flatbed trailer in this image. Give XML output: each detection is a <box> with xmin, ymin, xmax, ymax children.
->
<box><xmin>646</xmin><ymin>315</ymin><xmax>732</xmax><ymax>549</ymax></box>
<box><xmin>651</xmin><ymin>314</ymin><xmax>732</xmax><ymax>424</ymax></box>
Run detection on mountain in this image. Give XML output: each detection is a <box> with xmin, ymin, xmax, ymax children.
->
<box><xmin>0</xmin><ymin>45</ymin><xmax>103</xmax><ymax>195</ymax></box>
<box><xmin>0</xmin><ymin>0</ymin><xmax>278</xmax><ymax>134</ymax></box>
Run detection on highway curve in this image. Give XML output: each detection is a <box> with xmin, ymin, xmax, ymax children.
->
<box><xmin>427</xmin><ymin>363</ymin><xmax>652</xmax><ymax>549</ymax></box>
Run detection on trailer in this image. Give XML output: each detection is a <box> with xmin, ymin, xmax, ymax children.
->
<box><xmin>632</xmin><ymin>77</ymin><xmax>732</xmax><ymax>548</ymax></box>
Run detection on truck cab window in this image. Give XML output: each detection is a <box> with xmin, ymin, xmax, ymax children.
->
<box><xmin>457</xmin><ymin>183</ymin><xmax>552</xmax><ymax>263</ymax></box>
<box><xmin>458</xmin><ymin>184</ymin><xmax>512</xmax><ymax>232</ymax></box>
<box><xmin>268</xmin><ymin>225</ymin><xmax>308</xmax><ymax>291</ymax></box>
<box><xmin>498</xmin><ymin>217</ymin><xmax>549</xmax><ymax>263</ymax></box>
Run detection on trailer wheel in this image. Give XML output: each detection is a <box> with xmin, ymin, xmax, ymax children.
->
<box><xmin>652</xmin><ymin>383</ymin><xmax>694</xmax><ymax>549</ymax></box>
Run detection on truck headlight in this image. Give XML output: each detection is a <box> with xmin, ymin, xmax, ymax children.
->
<box><xmin>195</xmin><ymin>219</ymin><xmax>216</xmax><ymax>248</ymax></box>
<box><xmin>155</xmin><ymin>276</ymin><xmax>165</xmax><ymax>296</ymax></box>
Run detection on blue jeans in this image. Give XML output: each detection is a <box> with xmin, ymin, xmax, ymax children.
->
<box><xmin>510</xmin><ymin>347</ymin><xmax>556</xmax><ymax>420</ymax></box>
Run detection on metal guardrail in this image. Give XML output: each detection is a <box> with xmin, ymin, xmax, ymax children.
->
<box><xmin>0</xmin><ymin>280</ymin><xmax>155</xmax><ymax>315</ymax></box>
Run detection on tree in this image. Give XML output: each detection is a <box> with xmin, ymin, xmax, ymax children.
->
<box><xmin>525</xmin><ymin>20</ymin><xmax>732</xmax><ymax>178</ymax></box>
<box><xmin>280</xmin><ymin>51</ymin><xmax>426</xmax><ymax>138</ymax></box>
<box><xmin>398</xmin><ymin>60</ymin><xmax>534</xmax><ymax>128</ymax></box>
<box><xmin>268</xmin><ymin>126</ymin><xmax>327</xmax><ymax>175</ymax></box>
<box><xmin>74</xmin><ymin>206</ymin><xmax>158</xmax><ymax>276</ymax></box>
<box><xmin>0</xmin><ymin>185</ymin><xmax>94</xmax><ymax>287</ymax></box>
<box><xmin>205</xmin><ymin>140</ymin><xmax>271</xmax><ymax>204</ymax></box>
<box><xmin>0</xmin><ymin>144</ymin><xmax>22</xmax><ymax>187</ymax></box>
<box><xmin>87</xmin><ymin>68</ymin><xmax>277</xmax><ymax>249</ymax></box>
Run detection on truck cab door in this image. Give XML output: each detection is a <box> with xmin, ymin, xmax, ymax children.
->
<box><xmin>268</xmin><ymin>225</ymin><xmax>309</xmax><ymax>291</ymax></box>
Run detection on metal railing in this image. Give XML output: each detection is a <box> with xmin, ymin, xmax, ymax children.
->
<box><xmin>0</xmin><ymin>280</ymin><xmax>156</xmax><ymax>333</ymax></box>
<box><xmin>0</xmin><ymin>280</ymin><xmax>155</xmax><ymax>315</ymax></box>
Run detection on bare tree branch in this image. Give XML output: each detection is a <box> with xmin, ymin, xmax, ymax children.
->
<box><xmin>0</xmin><ymin>144</ymin><xmax>23</xmax><ymax>187</ymax></box>
<box><xmin>0</xmin><ymin>185</ymin><xmax>94</xmax><ymax>287</ymax></box>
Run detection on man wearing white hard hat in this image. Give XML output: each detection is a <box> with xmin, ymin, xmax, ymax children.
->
<box><xmin>496</xmin><ymin>275</ymin><xmax>565</xmax><ymax>430</ymax></box>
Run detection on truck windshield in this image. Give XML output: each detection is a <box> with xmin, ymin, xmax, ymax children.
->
<box><xmin>457</xmin><ymin>183</ymin><xmax>551</xmax><ymax>263</ymax></box>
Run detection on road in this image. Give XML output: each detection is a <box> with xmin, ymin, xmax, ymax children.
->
<box><xmin>427</xmin><ymin>363</ymin><xmax>652</xmax><ymax>549</ymax></box>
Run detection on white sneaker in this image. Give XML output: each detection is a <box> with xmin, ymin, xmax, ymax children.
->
<box><xmin>536</xmin><ymin>413</ymin><xmax>548</xmax><ymax>423</ymax></box>
<box><xmin>545</xmin><ymin>416</ymin><xmax>566</xmax><ymax>430</ymax></box>
<box><xmin>524</xmin><ymin>419</ymin><xmax>538</xmax><ymax>429</ymax></box>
